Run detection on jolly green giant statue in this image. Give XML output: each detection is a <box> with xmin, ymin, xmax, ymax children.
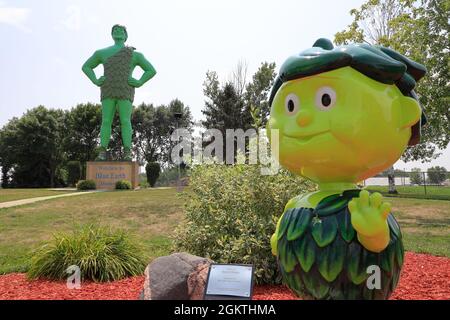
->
<box><xmin>82</xmin><ymin>25</ymin><xmax>156</xmax><ymax>161</ymax></box>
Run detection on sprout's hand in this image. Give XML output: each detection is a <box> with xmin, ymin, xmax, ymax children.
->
<box><xmin>95</xmin><ymin>76</ymin><xmax>105</xmax><ymax>87</ymax></box>
<box><xmin>128</xmin><ymin>77</ymin><xmax>141</xmax><ymax>88</ymax></box>
<box><xmin>348</xmin><ymin>190</ymin><xmax>390</xmax><ymax>238</ymax></box>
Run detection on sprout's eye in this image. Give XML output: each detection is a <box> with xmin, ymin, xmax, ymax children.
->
<box><xmin>285</xmin><ymin>94</ymin><xmax>299</xmax><ymax>115</ymax></box>
<box><xmin>315</xmin><ymin>87</ymin><xmax>336</xmax><ymax>110</ymax></box>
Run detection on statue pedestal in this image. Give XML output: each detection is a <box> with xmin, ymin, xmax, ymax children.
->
<box><xmin>86</xmin><ymin>161</ymin><xmax>140</xmax><ymax>190</ymax></box>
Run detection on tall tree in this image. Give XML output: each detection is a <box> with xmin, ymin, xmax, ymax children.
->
<box><xmin>335</xmin><ymin>0</ymin><xmax>449</xmax><ymax>193</ymax></box>
<box><xmin>202</xmin><ymin>61</ymin><xmax>277</xmax><ymax>131</ymax></box>
<box><xmin>245</xmin><ymin>62</ymin><xmax>277</xmax><ymax>128</ymax></box>
<box><xmin>0</xmin><ymin>118</ymin><xmax>20</xmax><ymax>187</ymax></box>
<box><xmin>63</xmin><ymin>103</ymin><xmax>101</xmax><ymax>177</ymax></box>
<box><xmin>335</xmin><ymin>0</ymin><xmax>449</xmax><ymax>161</ymax></box>
<box><xmin>202</xmin><ymin>80</ymin><xmax>248</xmax><ymax>132</ymax></box>
<box><xmin>0</xmin><ymin>106</ymin><xmax>66</xmax><ymax>187</ymax></box>
<box><xmin>132</xmin><ymin>100</ymin><xmax>192</xmax><ymax>166</ymax></box>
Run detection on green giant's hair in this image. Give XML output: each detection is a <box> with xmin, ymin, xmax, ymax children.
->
<box><xmin>269</xmin><ymin>38</ymin><xmax>427</xmax><ymax>145</ymax></box>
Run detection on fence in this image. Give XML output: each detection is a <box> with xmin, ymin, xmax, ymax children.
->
<box><xmin>363</xmin><ymin>170</ymin><xmax>450</xmax><ymax>200</ymax></box>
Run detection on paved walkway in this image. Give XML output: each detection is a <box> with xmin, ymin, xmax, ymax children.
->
<box><xmin>0</xmin><ymin>191</ymin><xmax>101</xmax><ymax>209</ymax></box>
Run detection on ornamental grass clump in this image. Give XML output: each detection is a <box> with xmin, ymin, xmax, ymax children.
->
<box><xmin>28</xmin><ymin>225</ymin><xmax>146</xmax><ymax>282</ymax></box>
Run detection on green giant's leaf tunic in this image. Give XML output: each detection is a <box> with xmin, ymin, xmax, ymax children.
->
<box><xmin>101</xmin><ymin>46</ymin><xmax>135</xmax><ymax>102</ymax></box>
<box><xmin>277</xmin><ymin>190</ymin><xmax>404</xmax><ymax>300</ymax></box>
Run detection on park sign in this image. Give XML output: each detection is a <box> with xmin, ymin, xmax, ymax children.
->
<box><xmin>86</xmin><ymin>161</ymin><xmax>139</xmax><ymax>190</ymax></box>
<box><xmin>204</xmin><ymin>264</ymin><xmax>254</xmax><ymax>300</ymax></box>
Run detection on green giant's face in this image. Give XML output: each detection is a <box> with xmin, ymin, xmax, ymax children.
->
<box><xmin>268</xmin><ymin>67</ymin><xmax>421</xmax><ymax>184</ymax></box>
<box><xmin>112</xmin><ymin>26</ymin><xmax>127</xmax><ymax>42</ymax></box>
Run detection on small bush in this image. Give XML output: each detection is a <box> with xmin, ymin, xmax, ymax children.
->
<box><xmin>146</xmin><ymin>162</ymin><xmax>161</xmax><ymax>187</ymax></box>
<box><xmin>67</xmin><ymin>161</ymin><xmax>81</xmax><ymax>187</ymax></box>
<box><xmin>139</xmin><ymin>181</ymin><xmax>150</xmax><ymax>188</ymax></box>
<box><xmin>173</xmin><ymin>163</ymin><xmax>316</xmax><ymax>285</ymax></box>
<box><xmin>28</xmin><ymin>225</ymin><xmax>146</xmax><ymax>282</ymax></box>
<box><xmin>76</xmin><ymin>179</ymin><xmax>96</xmax><ymax>190</ymax></box>
<box><xmin>115</xmin><ymin>179</ymin><xmax>132</xmax><ymax>190</ymax></box>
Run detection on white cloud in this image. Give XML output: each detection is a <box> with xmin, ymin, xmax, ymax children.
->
<box><xmin>0</xmin><ymin>2</ymin><xmax>31</xmax><ymax>32</ymax></box>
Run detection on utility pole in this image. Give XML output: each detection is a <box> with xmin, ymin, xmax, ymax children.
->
<box><xmin>174</xmin><ymin>112</ymin><xmax>183</xmax><ymax>192</ymax></box>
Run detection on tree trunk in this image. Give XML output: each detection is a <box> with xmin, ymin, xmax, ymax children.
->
<box><xmin>1</xmin><ymin>165</ymin><xmax>10</xmax><ymax>188</ymax></box>
<box><xmin>49</xmin><ymin>160</ymin><xmax>55</xmax><ymax>188</ymax></box>
<box><xmin>387</xmin><ymin>166</ymin><xmax>398</xmax><ymax>194</ymax></box>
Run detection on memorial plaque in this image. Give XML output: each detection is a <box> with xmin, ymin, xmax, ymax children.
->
<box><xmin>86</xmin><ymin>161</ymin><xmax>139</xmax><ymax>190</ymax></box>
<box><xmin>204</xmin><ymin>264</ymin><xmax>254</xmax><ymax>300</ymax></box>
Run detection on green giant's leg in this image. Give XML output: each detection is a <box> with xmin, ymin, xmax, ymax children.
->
<box><xmin>100</xmin><ymin>99</ymin><xmax>117</xmax><ymax>149</ymax></box>
<box><xmin>117</xmin><ymin>99</ymin><xmax>133</xmax><ymax>160</ymax></box>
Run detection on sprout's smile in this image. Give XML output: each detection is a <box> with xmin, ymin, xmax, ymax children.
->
<box><xmin>283</xmin><ymin>130</ymin><xmax>330</xmax><ymax>142</ymax></box>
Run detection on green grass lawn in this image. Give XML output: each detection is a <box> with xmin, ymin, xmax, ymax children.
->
<box><xmin>0</xmin><ymin>189</ymin><xmax>77</xmax><ymax>203</ymax></box>
<box><xmin>0</xmin><ymin>188</ymin><xmax>448</xmax><ymax>275</ymax></box>
<box><xmin>389</xmin><ymin>197</ymin><xmax>450</xmax><ymax>257</ymax></box>
<box><xmin>0</xmin><ymin>188</ymin><xmax>184</xmax><ymax>274</ymax></box>
<box><xmin>366</xmin><ymin>185</ymin><xmax>450</xmax><ymax>200</ymax></box>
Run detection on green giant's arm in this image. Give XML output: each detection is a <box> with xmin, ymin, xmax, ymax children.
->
<box><xmin>82</xmin><ymin>51</ymin><xmax>103</xmax><ymax>86</ymax></box>
<box><xmin>129</xmin><ymin>52</ymin><xmax>157</xmax><ymax>88</ymax></box>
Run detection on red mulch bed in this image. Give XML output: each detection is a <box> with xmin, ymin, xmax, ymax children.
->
<box><xmin>1</xmin><ymin>252</ymin><xmax>449</xmax><ymax>300</ymax></box>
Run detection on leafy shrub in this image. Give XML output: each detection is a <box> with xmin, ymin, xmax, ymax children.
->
<box><xmin>145</xmin><ymin>162</ymin><xmax>161</xmax><ymax>187</ymax></box>
<box><xmin>67</xmin><ymin>161</ymin><xmax>81</xmax><ymax>187</ymax></box>
<box><xmin>173</xmin><ymin>163</ymin><xmax>316</xmax><ymax>284</ymax></box>
<box><xmin>76</xmin><ymin>179</ymin><xmax>96</xmax><ymax>190</ymax></box>
<box><xmin>115</xmin><ymin>179</ymin><xmax>132</xmax><ymax>190</ymax></box>
<box><xmin>427</xmin><ymin>166</ymin><xmax>448</xmax><ymax>185</ymax></box>
<box><xmin>139</xmin><ymin>180</ymin><xmax>150</xmax><ymax>188</ymax></box>
<box><xmin>410</xmin><ymin>168</ymin><xmax>423</xmax><ymax>185</ymax></box>
<box><xmin>28</xmin><ymin>225</ymin><xmax>146</xmax><ymax>282</ymax></box>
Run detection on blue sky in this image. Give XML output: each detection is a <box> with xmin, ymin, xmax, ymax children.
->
<box><xmin>0</xmin><ymin>0</ymin><xmax>448</xmax><ymax>170</ymax></box>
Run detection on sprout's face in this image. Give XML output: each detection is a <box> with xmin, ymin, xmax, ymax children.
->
<box><xmin>268</xmin><ymin>67</ymin><xmax>421</xmax><ymax>184</ymax></box>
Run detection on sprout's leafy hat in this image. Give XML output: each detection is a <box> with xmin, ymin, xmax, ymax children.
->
<box><xmin>269</xmin><ymin>38</ymin><xmax>427</xmax><ymax>145</ymax></box>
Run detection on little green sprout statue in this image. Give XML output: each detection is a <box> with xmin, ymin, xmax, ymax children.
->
<box><xmin>82</xmin><ymin>24</ymin><xmax>156</xmax><ymax>161</ymax></box>
<box><xmin>269</xmin><ymin>38</ymin><xmax>426</xmax><ymax>300</ymax></box>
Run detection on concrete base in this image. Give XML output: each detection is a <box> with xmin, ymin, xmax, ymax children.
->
<box><xmin>86</xmin><ymin>161</ymin><xmax>139</xmax><ymax>190</ymax></box>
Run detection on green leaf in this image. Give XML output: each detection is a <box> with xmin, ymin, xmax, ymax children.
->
<box><xmin>387</xmin><ymin>214</ymin><xmax>401</xmax><ymax>240</ymax></box>
<box><xmin>380</xmin><ymin>242</ymin><xmax>396</xmax><ymax>273</ymax></box>
<box><xmin>294</xmin><ymin>234</ymin><xmax>316</xmax><ymax>273</ymax></box>
<box><xmin>277</xmin><ymin>209</ymin><xmax>293</xmax><ymax>240</ymax></box>
<box><xmin>337</xmin><ymin>209</ymin><xmax>355</xmax><ymax>243</ymax></box>
<box><xmin>287</xmin><ymin>208</ymin><xmax>312</xmax><ymax>241</ymax></box>
<box><xmin>287</xmin><ymin>268</ymin><xmax>305</xmax><ymax>295</ymax></box>
<box><xmin>395</xmin><ymin>240</ymin><xmax>404</xmax><ymax>268</ymax></box>
<box><xmin>345</xmin><ymin>282</ymin><xmax>363</xmax><ymax>300</ymax></box>
<box><xmin>317</xmin><ymin>236</ymin><xmax>345</xmax><ymax>282</ymax></box>
<box><xmin>347</xmin><ymin>242</ymin><xmax>367</xmax><ymax>285</ymax></box>
<box><xmin>311</xmin><ymin>216</ymin><xmax>338</xmax><ymax>247</ymax></box>
<box><xmin>314</xmin><ymin>194</ymin><xmax>349</xmax><ymax>217</ymax></box>
<box><xmin>278</xmin><ymin>238</ymin><xmax>297</xmax><ymax>273</ymax></box>
<box><xmin>301</xmin><ymin>269</ymin><xmax>330</xmax><ymax>299</ymax></box>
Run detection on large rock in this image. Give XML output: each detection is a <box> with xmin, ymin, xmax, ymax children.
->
<box><xmin>140</xmin><ymin>252</ymin><xmax>213</xmax><ymax>300</ymax></box>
